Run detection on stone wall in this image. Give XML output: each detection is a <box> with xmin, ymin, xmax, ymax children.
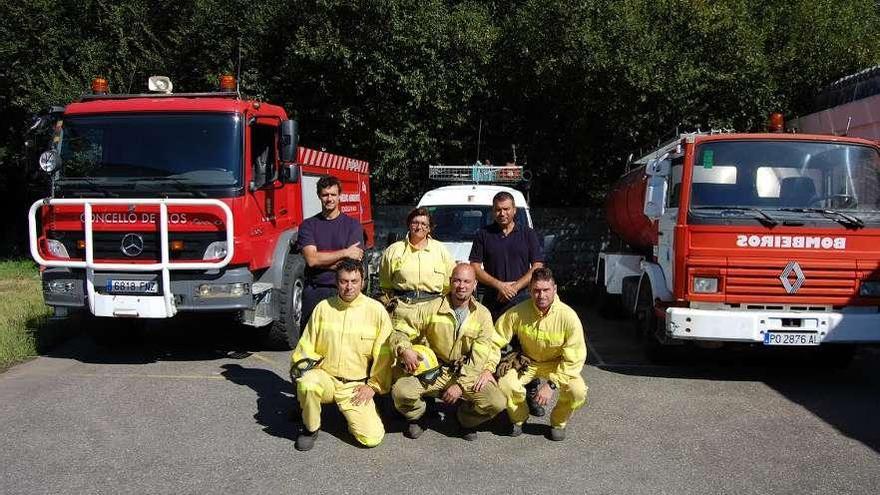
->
<box><xmin>372</xmin><ymin>205</ymin><xmax>610</xmax><ymax>290</ymax></box>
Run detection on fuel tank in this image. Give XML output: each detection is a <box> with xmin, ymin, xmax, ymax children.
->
<box><xmin>604</xmin><ymin>166</ymin><xmax>658</xmax><ymax>251</ymax></box>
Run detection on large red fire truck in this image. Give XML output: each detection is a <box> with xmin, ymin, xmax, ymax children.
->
<box><xmin>28</xmin><ymin>75</ymin><xmax>375</xmax><ymax>348</ymax></box>
<box><xmin>596</xmin><ymin>124</ymin><xmax>880</xmax><ymax>361</ymax></box>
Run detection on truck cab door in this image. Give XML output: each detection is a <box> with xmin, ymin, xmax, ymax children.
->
<box><xmin>657</xmin><ymin>161</ymin><xmax>683</xmax><ymax>294</ymax></box>
<box><xmin>247</xmin><ymin>121</ymin><xmax>286</xmax><ymax>264</ymax></box>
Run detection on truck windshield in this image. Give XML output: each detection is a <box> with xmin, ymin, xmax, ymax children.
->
<box><xmin>422</xmin><ymin>205</ymin><xmax>528</xmax><ymax>242</ymax></box>
<box><xmin>687</xmin><ymin>140</ymin><xmax>880</xmax><ymax>216</ymax></box>
<box><xmin>55</xmin><ymin>113</ymin><xmax>242</xmax><ymax>196</ymax></box>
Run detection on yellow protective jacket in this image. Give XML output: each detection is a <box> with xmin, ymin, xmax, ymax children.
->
<box><xmin>379</xmin><ymin>236</ymin><xmax>455</xmax><ymax>293</ymax></box>
<box><xmin>291</xmin><ymin>293</ymin><xmax>393</xmax><ymax>394</ymax></box>
<box><xmin>493</xmin><ymin>296</ymin><xmax>586</xmax><ymax>387</ymax></box>
<box><xmin>390</xmin><ymin>295</ymin><xmax>498</xmax><ymax>379</ymax></box>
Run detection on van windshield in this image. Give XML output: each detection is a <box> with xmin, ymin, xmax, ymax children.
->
<box><xmin>422</xmin><ymin>205</ymin><xmax>528</xmax><ymax>242</ymax></box>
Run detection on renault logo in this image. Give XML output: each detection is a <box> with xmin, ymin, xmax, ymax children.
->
<box><xmin>779</xmin><ymin>261</ymin><xmax>806</xmax><ymax>294</ymax></box>
<box><xmin>120</xmin><ymin>233</ymin><xmax>144</xmax><ymax>257</ymax></box>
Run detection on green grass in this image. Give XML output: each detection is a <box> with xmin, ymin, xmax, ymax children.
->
<box><xmin>0</xmin><ymin>260</ymin><xmax>54</xmax><ymax>371</ymax></box>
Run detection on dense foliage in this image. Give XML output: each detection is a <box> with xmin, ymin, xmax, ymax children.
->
<box><xmin>1</xmin><ymin>0</ymin><xmax>878</xmax><ymax>254</ymax></box>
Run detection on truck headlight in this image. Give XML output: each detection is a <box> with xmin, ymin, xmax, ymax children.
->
<box><xmin>693</xmin><ymin>276</ymin><xmax>719</xmax><ymax>294</ymax></box>
<box><xmin>203</xmin><ymin>241</ymin><xmax>228</xmax><ymax>260</ymax></box>
<box><xmin>859</xmin><ymin>280</ymin><xmax>880</xmax><ymax>297</ymax></box>
<box><xmin>198</xmin><ymin>283</ymin><xmax>248</xmax><ymax>298</ymax></box>
<box><xmin>46</xmin><ymin>239</ymin><xmax>70</xmax><ymax>258</ymax></box>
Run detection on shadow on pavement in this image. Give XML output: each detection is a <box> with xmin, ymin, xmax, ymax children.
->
<box><xmin>589</xmin><ymin>306</ymin><xmax>880</xmax><ymax>454</ymax></box>
<box><xmin>220</xmin><ymin>363</ymin><xmax>379</xmax><ymax>449</ymax></box>
<box><xmin>43</xmin><ymin>313</ymin><xmax>270</xmax><ymax>365</ymax></box>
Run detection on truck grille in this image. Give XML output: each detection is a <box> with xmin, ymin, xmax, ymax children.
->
<box><xmin>691</xmin><ymin>258</ymin><xmax>858</xmax><ymax>305</ymax></box>
<box><xmin>49</xmin><ymin>230</ymin><xmax>225</xmax><ymax>261</ymax></box>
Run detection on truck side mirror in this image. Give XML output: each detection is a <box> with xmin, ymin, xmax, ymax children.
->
<box><xmin>280</xmin><ymin>120</ymin><xmax>298</xmax><ymax>162</ymax></box>
<box><xmin>643</xmin><ymin>174</ymin><xmax>668</xmax><ymax>220</ymax></box>
<box><xmin>281</xmin><ymin>163</ymin><xmax>300</xmax><ymax>183</ymax></box>
<box><xmin>645</xmin><ymin>157</ymin><xmax>671</xmax><ymax>177</ymax></box>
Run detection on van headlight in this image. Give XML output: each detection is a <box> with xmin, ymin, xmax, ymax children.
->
<box><xmin>203</xmin><ymin>241</ymin><xmax>228</xmax><ymax>260</ymax></box>
<box><xmin>859</xmin><ymin>280</ymin><xmax>880</xmax><ymax>297</ymax></box>
<box><xmin>693</xmin><ymin>276</ymin><xmax>719</xmax><ymax>294</ymax></box>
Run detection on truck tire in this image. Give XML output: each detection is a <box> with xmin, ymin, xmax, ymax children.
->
<box><xmin>266</xmin><ymin>254</ymin><xmax>305</xmax><ymax>350</ymax></box>
<box><xmin>636</xmin><ymin>284</ymin><xmax>678</xmax><ymax>363</ymax></box>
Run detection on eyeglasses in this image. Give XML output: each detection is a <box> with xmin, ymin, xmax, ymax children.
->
<box><xmin>409</xmin><ymin>220</ymin><xmax>430</xmax><ymax>227</ymax></box>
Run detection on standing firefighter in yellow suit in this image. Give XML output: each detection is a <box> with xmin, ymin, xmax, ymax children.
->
<box><xmin>495</xmin><ymin>267</ymin><xmax>588</xmax><ymax>441</ymax></box>
<box><xmin>379</xmin><ymin>207</ymin><xmax>455</xmax><ymax>321</ymax></box>
<box><xmin>391</xmin><ymin>263</ymin><xmax>506</xmax><ymax>441</ymax></box>
<box><xmin>290</xmin><ymin>259</ymin><xmax>393</xmax><ymax>451</ymax></box>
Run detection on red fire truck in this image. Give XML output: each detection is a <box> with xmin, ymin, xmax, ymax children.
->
<box><xmin>596</xmin><ymin>124</ymin><xmax>880</xmax><ymax>361</ymax></box>
<box><xmin>28</xmin><ymin>75</ymin><xmax>375</xmax><ymax>348</ymax></box>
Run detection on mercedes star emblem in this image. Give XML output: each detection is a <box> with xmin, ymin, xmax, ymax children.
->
<box><xmin>120</xmin><ymin>233</ymin><xmax>145</xmax><ymax>257</ymax></box>
<box><xmin>779</xmin><ymin>261</ymin><xmax>806</xmax><ymax>294</ymax></box>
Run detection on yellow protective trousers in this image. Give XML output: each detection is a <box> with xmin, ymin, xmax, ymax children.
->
<box><xmin>297</xmin><ymin>369</ymin><xmax>385</xmax><ymax>447</ymax></box>
<box><xmin>391</xmin><ymin>368</ymin><xmax>506</xmax><ymax>428</ymax></box>
<box><xmin>498</xmin><ymin>360</ymin><xmax>587</xmax><ymax>429</ymax></box>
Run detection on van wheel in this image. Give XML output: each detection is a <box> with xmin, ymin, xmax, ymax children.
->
<box><xmin>267</xmin><ymin>254</ymin><xmax>305</xmax><ymax>350</ymax></box>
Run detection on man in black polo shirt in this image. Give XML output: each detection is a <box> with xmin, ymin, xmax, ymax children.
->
<box><xmin>297</xmin><ymin>175</ymin><xmax>365</xmax><ymax>326</ymax></box>
<box><xmin>469</xmin><ymin>191</ymin><xmax>544</xmax><ymax>321</ymax></box>
<box><xmin>470</xmin><ymin>191</ymin><xmax>545</xmax><ymax>415</ymax></box>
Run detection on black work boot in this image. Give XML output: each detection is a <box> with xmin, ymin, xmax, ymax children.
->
<box><xmin>295</xmin><ymin>429</ymin><xmax>319</xmax><ymax>451</ymax></box>
<box><xmin>460</xmin><ymin>426</ymin><xmax>478</xmax><ymax>441</ymax></box>
<box><xmin>549</xmin><ymin>427</ymin><xmax>566</xmax><ymax>441</ymax></box>
<box><xmin>526</xmin><ymin>380</ymin><xmax>546</xmax><ymax>417</ymax></box>
<box><xmin>404</xmin><ymin>420</ymin><xmax>425</xmax><ymax>439</ymax></box>
<box><xmin>509</xmin><ymin>422</ymin><xmax>523</xmax><ymax>437</ymax></box>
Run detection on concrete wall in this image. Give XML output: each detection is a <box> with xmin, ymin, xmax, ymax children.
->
<box><xmin>373</xmin><ymin>205</ymin><xmax>610</xmax><ymax>290</ymax></box>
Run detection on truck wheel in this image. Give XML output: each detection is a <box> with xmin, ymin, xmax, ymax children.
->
<box><xmin>266</xmin><ymin>254</ymin><xmax>305</xmax><ymax>350</ymax></box>
<box><xmin>637</xmin><ymin>284</ymin><xmax>676</xmax><ymax>363</ymax></box>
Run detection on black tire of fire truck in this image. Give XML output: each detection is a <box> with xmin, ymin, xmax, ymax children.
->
<box><xmin>635</xmin><ymin>283</ymin><xmax>679</xmax><ymax>363</ymax></box>
<box><xmin>266</xmin><ymin>254</ymin><xmax>306</xmax><ymax>350</ymax></box>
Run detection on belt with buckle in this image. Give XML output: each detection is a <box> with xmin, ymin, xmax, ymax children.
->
<box><xmin>394</xmin><ymin>290</ymin><xmax>442</xmax><ymax>303</ymax></box>
<box><xmin>333</xmin><ymin>375</ymin><xmax>368</xmax><ymax>384</ymax></box>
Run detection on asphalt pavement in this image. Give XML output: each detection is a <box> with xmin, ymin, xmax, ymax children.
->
<box><xmin>1</xmin><ymin>306</ymin><xmax>879</xmax><ymax>494</ymax></box>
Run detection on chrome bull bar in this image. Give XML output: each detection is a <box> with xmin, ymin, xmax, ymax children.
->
<box><xmin>29</xmin><ymin>198</ymin><xmax>235</xmax><ymax>318</ymax></box>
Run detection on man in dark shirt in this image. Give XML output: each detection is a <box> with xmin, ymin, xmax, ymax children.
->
<box><xmin>469</xmin><ymin>191</ymin><xmax>544</xmax><ymax>321</ymax></box>
<box><xmin>469</xmin><ymin>190</ymin><xmax>546</xmax><ymax>416</ymax></box>
<box><xmin>296</xmin><ymin>175</ymin><xmax>365</xmax><ymax>326</ymax></box>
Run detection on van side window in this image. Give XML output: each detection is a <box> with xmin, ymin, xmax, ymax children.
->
<box><xmin>251</xmin><ymin>124</ymin><xmax>277</xmax><ymax>189</ymax></box>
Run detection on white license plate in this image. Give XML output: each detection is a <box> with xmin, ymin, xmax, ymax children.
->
<box><xmin>763</xmin><ymin>331</ymin><xmax>821</xmax><ymax>346</ymax></box>
<box><xmin>107</xmin><ymin>279</ymin><xmax>158</xmax><ymax>294</ymax></box>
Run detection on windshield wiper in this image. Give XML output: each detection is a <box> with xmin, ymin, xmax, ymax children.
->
<box><xmin>776</xmin><ymin>207</ymin><xmax>865</xmax><ymax>229</ymax></box>
<box><xmin>691</xmin><ymin>206</ymin><xmax>779</xmax><ymax>227</ymax></box>
<box><xmin>131</xmin><ymin>177</ymin><xmax>207</xmax><ymax>198</ymax></box>
<box><xmin>55</xmin><ymin>177</ymin><xmax>119</xmax><ymax>197</ymax></box>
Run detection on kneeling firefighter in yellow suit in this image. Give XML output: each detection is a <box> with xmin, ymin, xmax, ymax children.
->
<box><xmin>391</xmin><ymin>263</ymin><xmax>506</xmax><ymax>441</ymax></box>
<box><xmin>494</xmin><ymin>267</ymin><xmax>588</xmax><ymax>441</ymax></box>
<box><xmin>290</xmin><ymin>259</ymin><xmax>393</xmax><ymax>451</ymax></box>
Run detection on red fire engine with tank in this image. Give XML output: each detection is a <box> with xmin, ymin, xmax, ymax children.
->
<box><xmin>28</xmin><ymin>75</ymin><xmax>375</xmax><ymax>348</ymax></box>
<box><xmin>597</xmin><ymin>116</ymin><xmax>880</xmax><ymax>361</ymax></box>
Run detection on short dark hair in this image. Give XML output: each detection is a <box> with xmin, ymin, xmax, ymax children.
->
<box><xmin>336</xmin><ymin>258</ymin><xmax>364</xmax><ymax>279</ymax></box>
<box><xmin>406</xmin><ymin>207</ymin><xmax>432</xmax><ymax>229</ymax></box>
<box><xmin>492</xmin><ymin>191</ymin><xmax>515</xmax><ymax>206</ymax></box>
<box><xmin>317</xmin><ymin>175</ymin><xmax>341</xmax><ymax>195</ymax></box>
<box><xmin>530</xmin><ymin>267</ymin><xmax>555</xmax><ymax>285</ymax></box>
